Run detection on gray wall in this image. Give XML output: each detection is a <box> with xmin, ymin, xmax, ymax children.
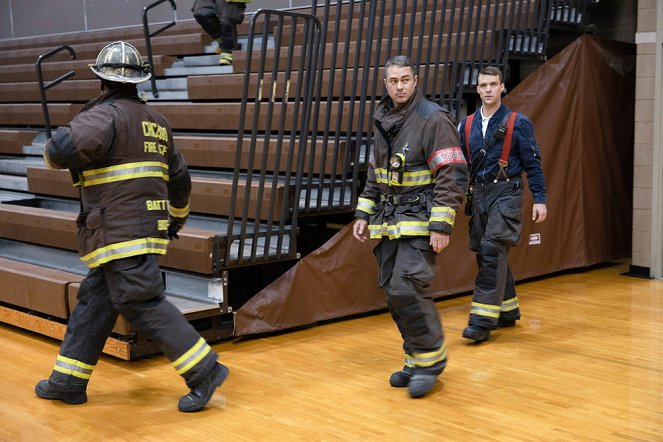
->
<box><xmin>0</xmin><ymin>0</ymin><xmax>312</xmax><ymax>40</ymax></box>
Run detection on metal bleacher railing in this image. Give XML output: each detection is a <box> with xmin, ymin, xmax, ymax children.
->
<box><xmin>35</xmin><ymin>45</ymin><xmax>76</xmax><ymax>139</ymax></box>
<box><xmin>222</xmin><ymin>0</ymin><xmax>558</xmax><ymax>269</ymax></box>
<box><xmin>142</xmin><ymin>0</ymin><xmax>177</xmax><ymax>99</ymax></box>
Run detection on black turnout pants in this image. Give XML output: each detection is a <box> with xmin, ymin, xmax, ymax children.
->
<box><xmin>48</xmin><ymin>254</ymin><xmax>217</xmax><ymax>393</ymax></box>
<box><xmin>468</xmin><ymin>178</ymin><xmax>524</xmax><ymax>329</ymax></box>
<box><xmin>192</xmin><ymin>0</ymin><xmax>246</xmax><ymax>52</ymax></box>
<box><xmin>373</xmin><ymin>237</ymin><xmax>446</xmax><ymax>375</ymax></box>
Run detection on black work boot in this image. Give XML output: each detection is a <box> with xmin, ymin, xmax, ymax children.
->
<box><xmin>389</xmin><ymin>366</ymin><xmax>414</xmax><ymax>388</ymax></box>
<box><xmin>35</xmin><ymin>380</ymin><xmax>87</xmax><ymax>404</ymax></box>
<box><xmin>408</xmin><ymin>373</ymin><xmax>437</xmax><ymax>398</ymax></box>
<box><xmin>497</xmin><ymin>317</ymin><xmax>517</xmax><ymax>328</ymax></box>
<box><xmin>178</xmin><ymin>363</ymin><xmax>229</xmax><ymax>412</ymax></box>
<box><xmin>462</xmin><ymin>325</ymin><xmax>490</xmax><ymax>342</ymax></box>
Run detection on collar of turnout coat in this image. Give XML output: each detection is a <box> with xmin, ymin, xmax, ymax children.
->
<box><xmin>374</xmin><ymin>87</ymin><xmax>423</xmax><ymax>133</ymax></box>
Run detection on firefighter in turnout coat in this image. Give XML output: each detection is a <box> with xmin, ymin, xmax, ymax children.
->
<box><xmin>353</xmin><ymin>56</ymin><xmax>468</xmax><ymax>398</ymax></box>
<box><xmin>35</xmin><ymin>41</ymin><xmax>228</xmax><ymax>413</ymax></box>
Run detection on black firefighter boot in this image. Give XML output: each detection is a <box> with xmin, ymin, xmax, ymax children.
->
<box><xmin>35</xmin><ymin>380</ymin><xmax>87</xmax><ymax>405</ymax></box>
<box><xmin>178</xmin><ymin>363</ymin><xmax>229</xmax><ymax>412</ymax></box>
<box><xmin>389</xmin><ymin>365</ymin><xmax>414</xmax><ymax>387</ymax></box>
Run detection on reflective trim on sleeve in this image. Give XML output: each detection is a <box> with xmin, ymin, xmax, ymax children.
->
<box><xmin>52</xmin><ymin>355</ymin><xmax>95</xmax><ymax>380</ymax></box>
<box><xmin>168</xmin><ymin>202</ymin><xmax>190</xmax><ymax>218</ymax></box>
<box><xmin>81</xmin><ymin>161</ymin><xmax>169</xmax><ymax>187</ymax></box>
<box><xmin>356</xmin><ymin>197</ymin><xmax>376</xmax><ymax>215</ymax></box>
<box><xmin>172</xmin><ymin>337</ymin><xmax>213</xmax><ymax>375</ymax></box>
<box><xmin>427</xmin><ymin>146</ymin><xmax>465</xmax><ymax>172</ymax></box>
<box><xmin>81</xmin><ymin>237</ymin><xmax>169</xmax><ymax>268</ymax></box>
<box><xmin>470</xmin><ymin>302</ymin><xmax>501</xmax><ymax>319</ymax></box>
<box><xmin>430</xmin><ymin>206</ymin><xmax>456</xmax><ymax>227</ymax></box>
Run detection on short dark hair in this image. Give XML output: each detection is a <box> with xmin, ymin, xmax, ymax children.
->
<box><xmin>384</xmin><ymin>55</ymin><xmax>417</xmax><ymax>78</ymax></box>
<box><xmin>478</xmin><ymin>66</ymin><xmax>504</xmax><ymax>83</ymax></box>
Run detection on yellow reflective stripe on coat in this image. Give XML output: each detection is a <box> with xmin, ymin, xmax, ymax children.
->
<box><xmin>172</xmin><ymin>337</ymin><xmax>212</xmax><ymax>375</ymax></box>
<box><xmin>356</xmin><ymin>197</ymin><xmax>376</xmax><ymax>215</ymax></box>
<box><xmin>470</xmin><ymin>302</ymin><xmax>501</xmax><ymax>318</ymax></box>
<box><xmin>81</xmin><ymin>237</ymin><xmax>169</xmax><ymax>268</ymax></box>
<box><xmin>53</xmin><ymin>354</ymin><xmax>95</xmax><ymax>380</ymax></box>
<box><xmin>368</xmin><ymin>220</ymin><xmax>430</xmax><ymax>239</ymax></box>
<box><xmin>374</xmin><ymin>168</ymin><xmax>434</xmax><ymax>187</ymax></box>
<box><xmin>430</xmin><ymin>206</ymin><xmax>456</xmax><ymax>226</ymax></box>
<box><xmin>405</xmin><ymin>343</ymin><xmax>447</xmax><ymax>368</ymax></box>
<box><xmin>501</xmin><ymin>296</ymin><xmax>520</xmax><ymax>312</ymax></box>
<box><xmin>168</xmin><ymin>202</ymin><xmax>190</xmax><ymax>218</ymax></box>
<box><xmin>81</xmin><ymin>161</ymin><xmax>169</xmax><ymax>187</ymax></box>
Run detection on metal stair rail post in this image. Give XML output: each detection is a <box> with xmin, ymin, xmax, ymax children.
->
<box><xmin>142</xmin><ymin>0</ymin><xmax>177</xmax><ymax>99</ymax></box>
<box><xmin>221</xmin><ymin>9</ymin><xmax>322</xmax><ymax>269</ymax></box>
<box><xmin>35</xmin><ymin>45</ymin><xmax>76</xmax><ymax>140</ymax></box>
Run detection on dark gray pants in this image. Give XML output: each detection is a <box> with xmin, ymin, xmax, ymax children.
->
<box><xmin>373</xmin><ymin>237</ymin><xmax>446</xmax><ymax>374</ymax></box>
<box><xmin>48</xmin><ymin>254</ymin><xmax>217</xmax><ymax>393</ymax></box>
<box><xmin>468</xmin><ymin>179</ymin><xmax>523</xmax><ymax>328</ymax></box>
<box><xmin>192</xmin><ymin>0</ymin><xmax>246</xmax><ymax>51</ymax></box>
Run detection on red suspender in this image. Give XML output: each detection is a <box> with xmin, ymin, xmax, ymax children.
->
<box><xmin>465</xmin><ymin>110</ymin><xmax>518</xmax><ymax>182</ymax></box>
<box><xmin>499</xmin><ymin>111</ymin><xmax>518</xmax><ymax>168</ymax></box>
<box><xmin>464</xmin><ymin>112</ymin><xmax>475</xmax><ymax>158</ymax></box>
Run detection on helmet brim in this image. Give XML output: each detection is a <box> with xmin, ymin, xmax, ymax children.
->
<box><xmin>90</xmin><ymin>66</ymin><xmax>151</xmax><ymax>84</ymax></box>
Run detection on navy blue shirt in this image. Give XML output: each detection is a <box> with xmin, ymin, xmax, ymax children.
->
<box><xmin>459</xmin><ymin>104</ymin><xmax>547</xmax><ymax>204</ymax></box>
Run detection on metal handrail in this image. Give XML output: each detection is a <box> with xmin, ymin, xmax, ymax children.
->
<box><xmin>142</xmin><ymin>0</ymin><xmax>177</xmax><ymax>99</ymax></box>
<box><xmin>35</xmin><ymin>45</ymin><xmax>76</xmax><ymax>139</ymax></box>
<box><xmin>222</xmin><ymin>8</ymin><xmax>321</xmax><ymax>269</ymax></box>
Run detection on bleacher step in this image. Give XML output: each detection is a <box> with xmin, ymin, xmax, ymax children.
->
<box><xmin>164</xmin><ymin>64</ymin><xmax>233</xmax><ymax>76</ymax></box>
<box><xmin>0</xmin><ymin>174</ymin><xmax>28</xmax><ymax>192</ymax></box>
<box><xmin>0</xmin><ymin>156</ymin><xmax>43</xmax><ymax>175</ymax></box>
<box><xmin>203</xmin><ymin>35</ymin><xmax>274</xmax><ymax>55</ymax></box>
<box><xmin>0</xmin><ymin>238</ymin><xmax>227</xmax><ymax>307</ymax></box>
<box><xmin>0</xmin><ymin>189</ymin><xmax>33</xmax><ymax>203</ymax></box>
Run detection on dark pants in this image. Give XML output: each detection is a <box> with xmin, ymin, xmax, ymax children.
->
<box><xmin>192</xmin><ymin>0</ymin><xmax>246</xmax><ymax>52</ymax></box>
<box><xmin>48</xmin><ymin>254</ymin><xmax>218</xmax><ymax>393</ymax></box>
<box><xmin>468</xmin><ymin>179</ymin><xmax>523</xmax><ymax>329</ymax></box>
<box><xmin>373</xmin><ymin>237</ymin><xmax>446</xmax><ymax>375</ymax></box>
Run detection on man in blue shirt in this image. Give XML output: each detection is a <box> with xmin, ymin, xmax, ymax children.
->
<box><xmin>458</xmin><ymin>66</ymin><xmax>547</xmax><ymax>343</ymax></box>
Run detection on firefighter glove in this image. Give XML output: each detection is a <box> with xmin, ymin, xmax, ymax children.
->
<box><xmin>168</xmin><ymin>216</ymin><xmax>186</xmax><ymax>240</ymax></box>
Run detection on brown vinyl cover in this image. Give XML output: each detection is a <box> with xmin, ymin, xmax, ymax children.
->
<box><xmin>234</xmin><ymin>35</ymin><xmax>635</xmax><ymax>336</ymax></box>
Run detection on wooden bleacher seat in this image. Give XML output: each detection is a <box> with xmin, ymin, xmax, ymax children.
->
<box><xmin>0</xmin><ymin>203</ymin><xmax>217</xmax><ymax>274</ymax></box>
<box><xmin>0</xmin><ymin>103</ymin><xmax>82</xmax><ymax>126</ymax></box>
<box><xmin>0</xmin><ymin>256</ymin><xmax>83</xmax><ymax>319</ymax></box>
<box><xmin>0</xmin><ymin>129</ymin><xmax>38</xmax><ymax>154</ymax></box>
<box><xmin>0</xmin><ymin>55</ymin><xmax>174</xmax><ymax>84</ymax></box>
<box><xmin>0</xmin><ymin>33</ymin><xmax>206</xmax><ymax>67</ymax></box>
<box><xmin>26</xmin><ymin>166</ymin><xmax>289</xmax><ymax>220</ymax></box>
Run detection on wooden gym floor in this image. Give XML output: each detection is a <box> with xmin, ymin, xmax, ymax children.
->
<box><xmin>0</xmin><ymin>262</ymin><xmax>661</xmax><ymax>441</ymax></box>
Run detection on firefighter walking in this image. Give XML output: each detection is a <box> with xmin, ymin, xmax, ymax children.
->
<box><xmin>458</xmin><ymin>65</ymin><xmax>548</xmax><ymax>343</ymax></box>
<box><xmin>35</xmin><ymin>41</ymin><xmax>228</xmax><ymax>412</ymax></box>
<box><xmin>353</xmin><ymin>55</ymin><xmax>468</xmax><ymax>398</ymax></box>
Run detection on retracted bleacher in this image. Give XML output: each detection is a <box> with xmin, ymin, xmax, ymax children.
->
<box><xmin>0</xmin><ymin>0</ymin><xmax>588</xmax><ymax>359</ymax></box>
